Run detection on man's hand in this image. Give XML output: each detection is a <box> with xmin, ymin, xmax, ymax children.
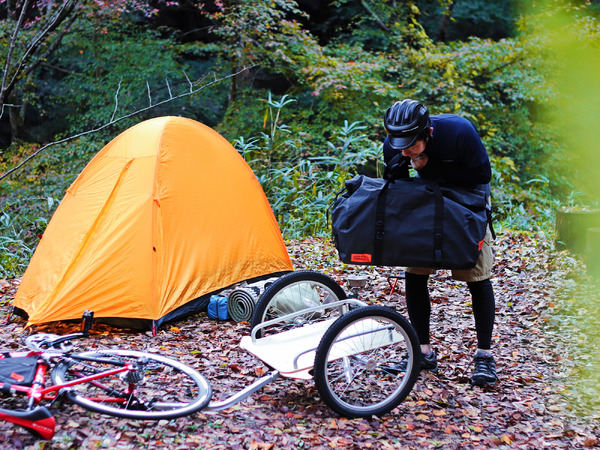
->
<box><xmin>410</xmin><ymin>152</ymin><xmax>429</xmax><ymax>170</ymax></box>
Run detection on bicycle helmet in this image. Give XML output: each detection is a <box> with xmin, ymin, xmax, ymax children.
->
<box><xmin>384</xmin><ymin>99</ymin><xmax>430</xmax><ymax>150</ymax></box>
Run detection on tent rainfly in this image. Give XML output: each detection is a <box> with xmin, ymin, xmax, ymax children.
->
<box><xmin>13</xmin><ymin>116</ymin><xmax>293</xmax><ymax>331</ymax></box>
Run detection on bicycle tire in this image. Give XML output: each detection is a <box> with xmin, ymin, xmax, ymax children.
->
<box><xmin>250</xmin><ymin>271</ymin><xmax>348</xmax><ymax>339</ymax></box>
<box><xmin>50</xmin><ymin>350</ymin><xmax>211</xmax><ymax>420</ymax></box>
<box><xmin>313</xmin><ymin>306</ymin><xmax>420</xmax><ymax>418</ymax></box>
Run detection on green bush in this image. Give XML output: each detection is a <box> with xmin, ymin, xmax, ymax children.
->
<box><xmin>0</xmin><ymin>209</ymin><xmax>34</xmax><ymax>278</ymax></box>
<box><xmin>231</xmin><ymin>95</ymin><xmax>382</xmax><ymax>238</ymax></box>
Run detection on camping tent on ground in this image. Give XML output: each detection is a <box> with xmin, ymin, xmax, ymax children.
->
<box><xmin>13</xmin><ymin>116</ymin><xmax>294</xmax><ymax>331</ymax></box>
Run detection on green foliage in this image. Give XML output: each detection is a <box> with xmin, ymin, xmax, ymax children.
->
<box><xmin>330</xmin><ymin>0</ymin><xmax>429</xmax><ymax>51</ymax></box>
<box><xmin>490</xmin><ymin>156</ymin><xmax>557</xmax><ymax>231</ymax></box>
<box><xmin>0</xmin><ymin>136</ymin><xmax>104</xmax><ymax>270</ymax></box>
<box><xmin>517</xmin><ymin>0</ymin><xmax>600</xmax><ymax>203</ymax></box>
<box><xmin>0</xmin><ymin>202</ymin><xmax>47</xmax><ymax>278</ymax></box>
<box><xmin>3</xmin><ymin>0</ymin><xmax>600</xmax><ymax>276</ymax></box>
<box><xmin>211</xmin><ymin>0</ymin><xmax>305</xmax><ymax>63</ymax></box>
<box><xmin>50</xmin><ymin>21</ymin><xmax>203</xmax><ymax>135</ymax></box>
<box><xmin>415</xmin><ymin>0</ymin><xmax>515</xmax><ymax>41</ymax></box>
<box><xmin>232</xmin><ymin>95</ymin><xmax>381</xmax><ymax>239</ymax></box>
<box><xmin>310</xmin><ymin>120</ymin><xmax>382</xmax><ymax>180</ymax></box>
<box><xmin>231</xmin><ymin>93</ymin><xmax>300</xmax><ymax>169</ymax></box>
<box><xmin>1</xmin><ymin>4</ymin><xmax>226</xmax><ymax>145</ymax></box>
<box><xmin>0</xmin><ymin>210</ymin><xmax>32</xmax><ymax>278</ymax></box>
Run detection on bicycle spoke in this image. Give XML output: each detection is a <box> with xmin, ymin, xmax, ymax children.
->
<box><xmin>51</xmin><ymin>350</ymin><xmax>211</xmax><ymax>420</ymax></box>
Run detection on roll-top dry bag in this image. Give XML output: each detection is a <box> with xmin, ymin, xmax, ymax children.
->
<box><xmin>330</xmin><ymin>175</ymin><xmax>488</xmax><ymax>269</ymax></box>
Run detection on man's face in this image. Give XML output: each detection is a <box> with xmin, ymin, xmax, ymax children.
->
<box><xmin>401</xmin><ymin>138</ymin><xmax>427</xmax><ymax>159</ymax></box>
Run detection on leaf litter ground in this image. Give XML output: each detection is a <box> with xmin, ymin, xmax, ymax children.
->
<box><xmin>0</xmin><ymin>231</ymin><xmax>599</xmax><ymax>449</ymax></box>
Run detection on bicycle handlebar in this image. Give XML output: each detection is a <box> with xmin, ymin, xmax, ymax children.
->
<box><xmin>81</xmin><ymin>310</ymin><xmax>94</xmax><ymax>334</ymax></box>
<box><xmin>31</xmin><ymin>310</ymin><xmax>95</xmax><ymax>351</ymax></box>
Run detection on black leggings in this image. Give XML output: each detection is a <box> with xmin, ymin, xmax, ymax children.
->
<box><xmin>404</xmin><ymin>272</ymin><xmax>495</xmax><ymax>349</ymax></box>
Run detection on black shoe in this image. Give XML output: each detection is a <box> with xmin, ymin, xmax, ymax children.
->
<box><xmin>420</xmin><ymin>350</ymin><xmax>438</xmax><ymax>371</ymax></box>
<box><xmin>471</xmin><ymin>354</ymin><xmax>497</xmax><ymax>386</ymax></box>
<box><xmin>383</xmin><ymin>350</ymin><xmax>438</xmax><ymax>374</ymax></box>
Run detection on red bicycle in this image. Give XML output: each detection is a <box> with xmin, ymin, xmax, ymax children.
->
<box><xmin>0</xmin><ymin>311</ymin><xmax>212</xmax><ymax>439</ymax></box>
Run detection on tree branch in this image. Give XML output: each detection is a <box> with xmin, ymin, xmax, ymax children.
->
<box><xmin>1</xmin><ymin>0</ymin><xmax>31</xmax><ymax>106</ymax></box>
<box><xmin>360</xmin><ymin>0</ymin><xmax>390</xmax><ymax>32</ymax></box>
<box><xmin>1</xmin><ymin>0</ymin><xmax>79</xmax><ymax>108</ymax></box>
<box><xmin>0</xmin><ymin>66</ymin><xmax>256</xmax><ymax>181</ymax></box>
<box><xmin>24</xmin><ymin>8</ymin><xmax>80</xmax><ymax>77</ymax></box>
<box><xmin>110</xmin><ymin>79</ymin><xmax>122</xmax><ymax>122</ymax></box>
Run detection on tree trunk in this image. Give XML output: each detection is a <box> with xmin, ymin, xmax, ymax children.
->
<box><xmin>555</xmin><ymin>208</ymin><xmax>600</xmax><ymax>254</ymax></box>
<box><xmin>229</xmin><ymin>64</ymin><xmax>238</xmax><ymax>103</ymax></box>
<box><xmin>7</xmin><ymin>90</ymin><xmax>24</xmax><ymax>141</ymax></box>
<box><xmin>437</xmin><ymin>1</ymin><xmax>456</xmax><ymax>42</ymax></box>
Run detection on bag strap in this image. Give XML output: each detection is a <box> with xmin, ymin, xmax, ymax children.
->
<box><xmin>374</xmin><ymin>178</ymin><xmax>393</xmax><ymax>262</ymax></box>
<box><xmin>375</xmin><ymin>178</ymin><xmax>488</xmax><ymax>267</ymax></box>
<box><xmin>430</xmin><ymin>181</ymin><xmax>445</xmax><ymax>268</ymax></box>
<box><xmin>375</xmin><ymin>179</ymin><xmax>445</xmax><ymax>266</ymax></box>
<box><xmin>374</xmin><ymin>156</ymin><xmax>408</xmax><ymax>261</ymax></box>
<box><xmin>486</xmin><ymin>203</ymin><xmax>496</xmax><ymax>240</ymax></box>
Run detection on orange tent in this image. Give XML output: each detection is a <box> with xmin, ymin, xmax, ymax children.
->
<box><xmin>13</xmin><ymin>116</ymin><xmax>293</xmax><ymax>330</ymax></box>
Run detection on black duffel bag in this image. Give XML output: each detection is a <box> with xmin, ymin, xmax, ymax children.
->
<box><xmin>330</xmin><ymin>175</ymin><xmax>489</xmax><ymax>269</ymax></box>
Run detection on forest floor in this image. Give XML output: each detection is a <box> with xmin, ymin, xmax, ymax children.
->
<box><xmin>0</xmin><ymin>231</ymin><xmax>599</xmax><ymax>449</ymax></box>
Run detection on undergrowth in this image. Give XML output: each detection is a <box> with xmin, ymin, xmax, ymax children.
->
<box><xmin>1</xmin><ymin>94</ymin><xmax>560</xmax><ymax>278</ymax></box>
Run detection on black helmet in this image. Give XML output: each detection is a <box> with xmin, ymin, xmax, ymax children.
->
<box><xmin>384</xmin><ymin>99</ymin><xmax>430</xmax><ymax>150</ymax></box>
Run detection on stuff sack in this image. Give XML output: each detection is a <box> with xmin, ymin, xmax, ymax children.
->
<box><xmin>331</xmin><ymin>175</ymin><xmax>488</xmax><ymax>269</ymax></box>
<box><xmin>0</xmin><ymin>356</ymin><xmax>38</xmax><ymax>387</ymax></box>
<box><xmin>207</xmin><ymin>295</ymin><xmax>230</xmax><ymax>321</ymax></box>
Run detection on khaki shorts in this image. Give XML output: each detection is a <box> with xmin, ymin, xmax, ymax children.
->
<box><xmin>405</xmin><ymin>226</ymin><xmax>494</xmax><ymax>282</ymax></box>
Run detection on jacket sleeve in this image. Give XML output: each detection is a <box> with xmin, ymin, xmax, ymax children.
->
<box><xmin>383</xmin><ymin>137</ymin><xmax>410</xmax><ymax>179</ymax></box>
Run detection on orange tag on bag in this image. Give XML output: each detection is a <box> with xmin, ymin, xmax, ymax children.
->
<box><xmin>478</xmin><ymin>239</ymin><xmax>485</xmax><ymax>251</ymax></box>
<box><xmin>351</xmin><ymin>254</ymin><xmax>372</xmax><ymax>263</ymax></box>
<box><xmin>10</xmin><ymin>372</ymin><xmax>25</xmax><ymax>382</ymax></box>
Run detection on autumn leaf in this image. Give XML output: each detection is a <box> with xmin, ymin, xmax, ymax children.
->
<box><xmin>501</xmin><ymin>434</ymin><xmax>514</xmax><ymax>445</ymax></box>
<box><xmin>248</xmin><ymin>441</ymin><xmax>274</xmax><ymax>450</ymax></box>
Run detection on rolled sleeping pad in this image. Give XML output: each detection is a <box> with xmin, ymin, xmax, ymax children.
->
<box><xmin>227</xmin><ymin>278</ymin><xmax>279</xmax><ymax>322</ymax></box>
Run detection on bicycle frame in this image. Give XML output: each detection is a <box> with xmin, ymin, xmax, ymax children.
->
<box><xmin>0</xmin><ymin>350</ymin><xmax>137</xmax><ymax>439</ymax></box>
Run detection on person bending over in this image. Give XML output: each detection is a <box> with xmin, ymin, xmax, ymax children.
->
<box><xmin>383</xmin><ymin>99</ymin><xmax>497</xmax><ymax>386</ymax></box>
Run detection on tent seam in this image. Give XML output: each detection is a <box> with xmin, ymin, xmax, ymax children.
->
<box><xmin>151</xmin><ymin>119</ymin><xmax>169</xmax><ymax>319</ymax></box>
<box><xmin>37</xmin><ymin>160</ymin><xmax>134</xmax><ymax>318</ymax></box>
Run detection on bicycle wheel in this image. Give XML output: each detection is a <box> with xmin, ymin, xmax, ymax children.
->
<box><xmin>250</xmin><ymin>271</ymin><xmax>348</xmax><ymax>339</ymax></box>
<box><xmin>313</xmin><ymin>306</ymin><xmax>420</xmax><ymax>418</ymax></box>
<box><xmin>51</xmin><ymin>350</ymin><xmax>211</xmax><ymax>420</ymax></box>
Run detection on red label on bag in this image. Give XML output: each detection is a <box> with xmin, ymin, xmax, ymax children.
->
<box><xmin>351</xmin><ymin>253</ymin><xmax>372</xmax><ymax>263</ymax></box>
<box><xmin>478</xmin><ymin>239</ymin><xmax>485</xmax><ymax>251</ymax></box>
<box><xmin>10</xmin><ymin>372</ymin><xmax>25</xmax><ymax>382</ymax></box>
